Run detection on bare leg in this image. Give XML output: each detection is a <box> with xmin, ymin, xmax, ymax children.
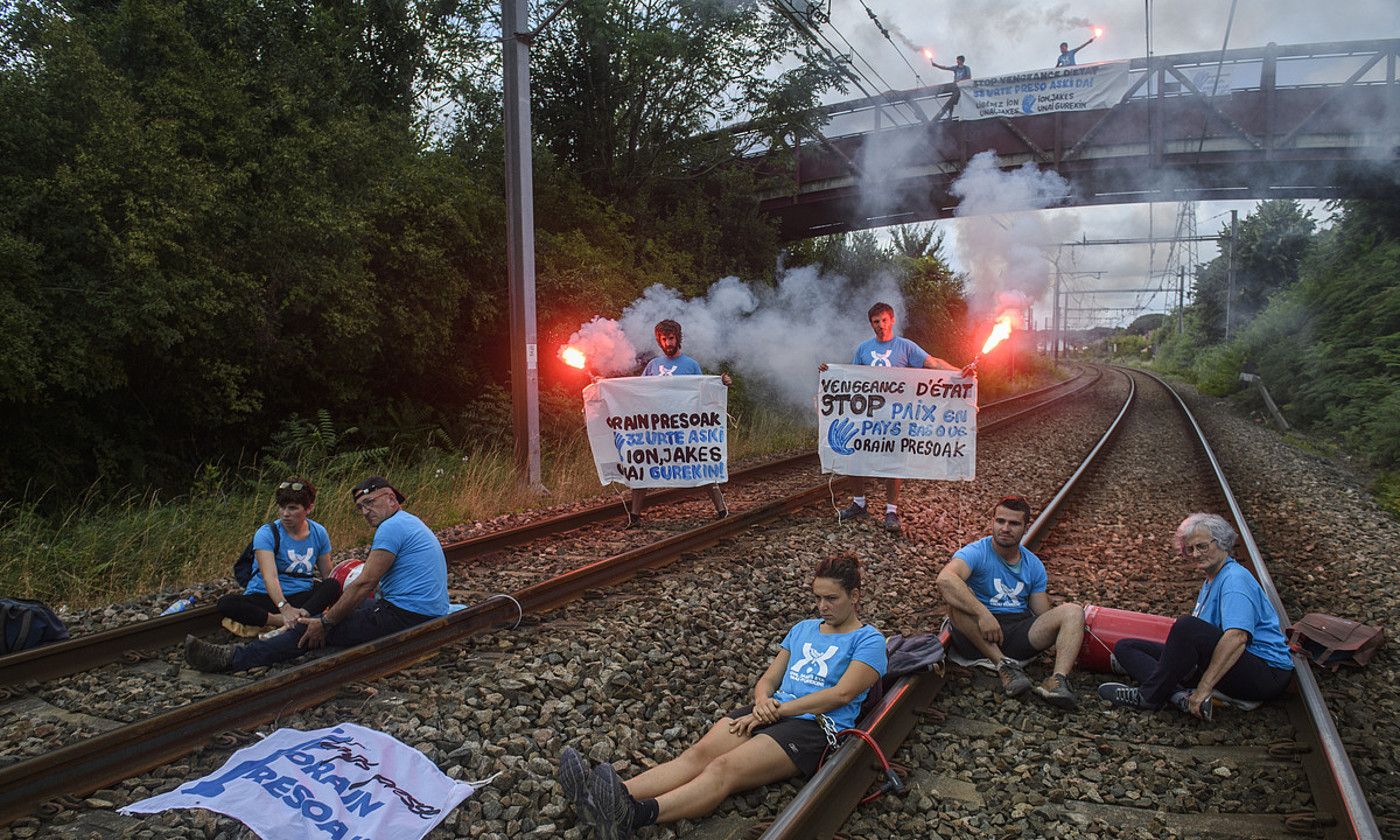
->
<box><xmin>1027</xmin><ymin>603</ymin><xmax>1085</xmax><ymax>676</ymax></box>
<box><xmin>706</xmin><ymin>484</ymin><xmax>727</xmax><ymax>516</ymax></box>
<box><xmin>947</xmin><ymin>607</ymin><xmax>1006</xmax><ymax>663</ymax></box>
<box><xmin>628</xmin><ymin>488</ymin><xmax>650</xmax><ymax>517</ymax></box>
<box><xmin>625</xmin><ymin>718</ymin><xmax>749</xmax><ymax>800</ymax></box>
<box><xmin>654</xmin><ymin>734</ymin><xmax>797</xmax><ymax>823</ymax></box>
<box><xmin>884</xmin><ymin>477</ymin><xmax>903</xmax><ymax>506</ymax></box>
<box><xmin>849</xmin><ymin>477</ymin><xmax>866</xmax><ymax>503</ymax></box>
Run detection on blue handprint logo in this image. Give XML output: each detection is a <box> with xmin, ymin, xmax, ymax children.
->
<box><xmin>613</xmin><ymin>432</ymin><xmax>626</xmax><ymax>456</ymax></box>
<box><xmin>827</xmin><ymin>417</ymin><xmax>858</xmax><ymax>455</ymax></box>
<box><xmin>1020</xmin><ymin>93</ymin><xmax>1037</xmax><ymax>114</ymax></box>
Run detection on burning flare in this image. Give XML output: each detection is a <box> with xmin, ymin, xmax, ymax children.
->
<box><xmin>1093</xmin><ymin>26</ymin><xmax>1104</xmax><ymax>38</ymax></box>
<box><xmin>561</xmin><ymin>346</ymin><xmax>587</xmax><ymax>369</ymax></box>
<box><xmin>922</xmin><ymin>48</ymin><xmax>933</xmax><ymax>61</ymax></box>
<box><xmin>981</xmin><ymin>314</ymin><xmax>1016</xmax><ymax>355</ymax></box>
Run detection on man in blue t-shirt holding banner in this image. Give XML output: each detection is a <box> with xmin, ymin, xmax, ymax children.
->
<box><xmin>185</xmin><ymin>476</ymin><xmax>450</xmax><ymax>672</ymax></box>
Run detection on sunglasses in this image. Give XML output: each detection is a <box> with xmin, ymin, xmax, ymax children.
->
<box><xmin>278</xmin><ymin>482</ymin><xmax>305</xmax><ymax>491</ymax></box>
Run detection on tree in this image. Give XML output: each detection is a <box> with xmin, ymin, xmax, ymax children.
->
<box><xmin>1191</xmin><ymin>200</ymin><xmax>1316</xmax><ymax>340</ymax></box>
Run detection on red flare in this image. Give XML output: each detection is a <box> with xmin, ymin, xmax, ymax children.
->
<box><xmin>981</xmin><ymin>314</ymin><xmax>1016</xmax><ymax>355</ymax></box>
<box><xmin>561</xmin><ymin>346</ymin><xmax>587</xmax><ymax>369</ymax></box>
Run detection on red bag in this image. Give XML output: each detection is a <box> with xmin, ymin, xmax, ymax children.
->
<box><xmin>1286</xmin><ymin>613</ymin><xmax>1384</xmax><ymax>671</ymax></box>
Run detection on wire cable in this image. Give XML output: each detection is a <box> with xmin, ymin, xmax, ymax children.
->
<box><xmin>1195</xmin><ymin>0</ymin><xmax>1239</xmax><ymax>154</ymax></box>
<box><xmin>853</xmin><ymin>0</ymin><xmax>927</xmax><ymax>87</ymax></box>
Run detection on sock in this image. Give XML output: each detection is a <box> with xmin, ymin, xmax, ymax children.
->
<box><xmin>852</xmin><ymin>496</ymin><xmax>866</xmax><ymax>508</ymax></box>
<box><xmin>886</xmin><ymin>503</ymin><xmax>898</xmax><ymax>514</ymax></box>
<box><xmin>631</xmin><ymin>797</ymin><xmax>660</xmax><ymax>829</ymax></box>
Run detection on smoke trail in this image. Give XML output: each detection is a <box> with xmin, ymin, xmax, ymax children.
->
<box><xmin>561</xmin><ymin>318</ymin><xmax>640</xmax><ymax>376</ymax></box>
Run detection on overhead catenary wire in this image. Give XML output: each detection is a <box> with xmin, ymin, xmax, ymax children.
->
<box><xmin>1195</xmin><ymin>0</ymin><xmax>1239</xmax><ymax>155</ymax></box>
<box><xmin>852</xmin><ymin>0</ymin><xmax>928</xmax><ymax>87</ymax></box>
<box><xmin>807</xmin><ymin>10</ymin><xmax>926</xmax><ymax>125</ymax></box>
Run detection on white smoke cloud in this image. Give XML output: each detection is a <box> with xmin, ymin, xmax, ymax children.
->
<box><xmin>561</xmin><ymin>317</ymin><xmax>640</xmax><ymax>376</ymax></box>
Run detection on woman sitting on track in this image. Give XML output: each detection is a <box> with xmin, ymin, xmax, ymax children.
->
<box><xmin>1098</xmin><ymin>513</ymin><xmax>1294</xmax><ymax>719</ymax></box>
<box><xmin>558</xmin><ymin>553</ymin><xmax>886</xmax><ymax>840</ymax></box>
<box><xmin>216</xmin><ymin>478</ymin><xmax>341</xmax><ymax>637</ymax></box>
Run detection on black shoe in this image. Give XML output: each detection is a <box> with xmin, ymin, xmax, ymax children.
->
<box><xmin>715</xmin><ymin>508</ymin><xmax>729</xmax><ymax>520</ymax></box>
<box><xmin>997</xmin><ymin>659</ymin><xmax>1032</xmax><ymax>697</ymax></box>
<box><xmin>1098</xmin><ymin>681</ymin><xmax>1154</xmax><ymax>710</ymax></box>
<box><xmin>623</xmin><ymin>510</ymin><xmax>641</xmax><ymax>529</ymax></box>
<box><xmin>837</xmin><ymin>502</ymin><xmax>869</xmax><ymax>522</ymax></box>
<box><xmin>586</xmin><ymin>763</ymin><xmax>634</xmax><ymax>840</ymax></box>
<box><xmin>883</xmin><ymin>511</ymin><xmax>901</xmax><ymax>534</ymax></box>
<box><xmin>1033</xmin><ymin>673</ymin><xmax>1078</xmax><ymax>709</ymax></box>
<box><xmin>1170</xmin><ymin>689</ymin><xmax>1214</xmax><ymax>721</ymax></box>
<box><xmin>558</xmin><ymin>747</ymin><xmax>592</xmax><ymax>815</ymax></box>
<box><xmin>184</xmin><ymin>634</ymin><xmax>234</xmax><ymax>673</ymax></box>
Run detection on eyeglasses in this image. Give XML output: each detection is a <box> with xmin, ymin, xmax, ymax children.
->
<box><xmin>1183</xmin><ymin>539</ymin><xmax>1217</xmax><ymax>556</ymax></box>
<box><xmin>278</xmin><ymin>482</ymin><xmax>305</xmax><ymax>491</ymax></box>
<box><xmin>355</xmin><ymin>489</ymin><xmax>390</xmax><ymax>512</ymax></box>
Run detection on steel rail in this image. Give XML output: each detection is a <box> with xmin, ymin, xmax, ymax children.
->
<box><xmin>1143</xmin><ymin>368</ymin><xmax>1379</xmax><ymax>840</ymax></box>
<box><xmin>760</xmin><ymin>366</ymin><xmax>1135</xmax><ymax>839</ymax></box>
<box><xmin>0</xmin><ymin>366</ymin><xmax>1090</xmax><ymax>687</ymax></box>
<box><xmin>0</xmin><ymin>363</ymin><xmax>1098</xmax><ymax>825</ymax></box>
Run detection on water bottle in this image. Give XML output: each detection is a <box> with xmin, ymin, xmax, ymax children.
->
<box><xmin>161</xmin><ymin>595</ymin><xmax>197</xmax><ymax>616</ymax></box>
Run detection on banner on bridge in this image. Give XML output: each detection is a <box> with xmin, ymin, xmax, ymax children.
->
<box><xmin>584</xmin><ymin>376</ymin><xmax>729</xmax><ymax>488</ymax></box>
<box><xmin>952</xmin><ymin>60</ymin><xmax>1132</xmax><ymax>120</ymax></box>
<box><xmin>817</xmin><ymin>365</ymin><xmax>977</xmax><ymax>481</ymax></box>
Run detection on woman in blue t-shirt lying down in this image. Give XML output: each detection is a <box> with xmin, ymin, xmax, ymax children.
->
<box><xmin>1097</xmin><ymin>513</ymin><xmax>1295</xmax><ymax>720</ymax></box>
<box><xmin>558</xmin><ymin>554</ymin><xmax>887</xmax><ymax>839</ymax></box>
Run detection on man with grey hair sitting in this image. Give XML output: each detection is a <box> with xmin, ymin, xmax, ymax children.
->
<box><xmin>1098</xmin><ymin>513</ymin><xmax>1294</xmax><ymax>719</ymax></box>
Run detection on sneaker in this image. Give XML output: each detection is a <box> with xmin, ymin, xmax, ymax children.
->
<box><xmin>997</xmin><ymin>659</ymin><xmax>1032</xmax><ymax>697</ymax></box>
<box><xmin>1170</xmin><ymin>689</ymin><xmax>1214</xmax><ymax>721</ymax></box>
<box><xmin>623</xmin><ymin>510</ymin><xmax>641</xmax><ymax>529</ymax></box>
<box><xmin>837</xmin><ymin>502</ymin><xmax>869</xmax><ymax>522</ymax></box>
<box><xmin>1108</xmin><ymin>653</ymin><xmax>1128</xmax><ymax>675</ymax></box>
<box><xmin>220</xmin><ymin>617</ymin><xmax>262</xmax><ymax>638</ymax></box>
<box><xmin>1033</xmin><ymin>673</ymin><xmax>1078</xmax><ymax>709</ymax></box>
<box><xmin>585</xmin><ymin>763</ymin><xmax>634</xmax><ymax>840</ymax></box>
<box><xmin>558</xmin><ymin>747</ymin><xmax>592</xmax><ymax>814</ymax></box>
<box><xmin>715</xmin><ymin>508</ymin><xmax>729</xmax><ymax>520</ymax></box>
<box><xmin>1097</xmin><ymin>681</ymin><xmax>1153</xmax><ymax>709</ymax></box>
<box><xmin>184</xmin><ymin>634</ymin><xmax>234</xmax><ymax>673</ymax></box>
<box><xmin>883</xmin><ymin>511</ymin><xmax>902</xmax><ymax>534</ymax></box>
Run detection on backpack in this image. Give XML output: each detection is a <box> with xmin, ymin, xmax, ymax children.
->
<box><xmin>1286</xmin><ymin>613</ymin><xmax>1384</xmax><ymax>671</ymax></box>
<box><xmin>233</xmin><ymin>522</ymin><xmax>281</xmax><ymax>588</ymax></box>
<box><xmin>1</xmin><ymin>598</ymin><xmax>70</xmax><ymax>655</ymax></box>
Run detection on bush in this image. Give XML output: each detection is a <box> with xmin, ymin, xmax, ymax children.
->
<box><xmin>1191</xmin><ymin>344</ymin><xmax>1247</xmax><ymax>396</ymax></box>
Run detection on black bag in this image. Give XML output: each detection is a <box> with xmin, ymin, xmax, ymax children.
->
<box><xmin>1</xmin><ymin>597</ymin><xmax>70</xmax><ymax>655</ymax></box>
<box><xmin>233</xmin><ymin>522</ymin><xmax>281</xmax><ymax>587</ymax></box>
<box><xmin>860</xmin><ymin>632</ymin><xmax>946</xmax><ymax>717</ymax></box>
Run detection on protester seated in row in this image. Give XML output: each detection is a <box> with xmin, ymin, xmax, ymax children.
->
<box><xmin>1098</xmin><ymin>513</ymin><xmax>1294</xmax><ymax>719</ymax></box>
<box><xmin>558</xmin><ymin>554</ymin><xmax>885</xmax><ymax>840</ymax></box>
<box><xmin>217</xmin><ymin>478</ymin><xmax>341</xmax><ymax>637</ymax></box>
<box><xmin>185</xmin><ymin>476</ymin><xmax>450</xmax><ymax>672</ymax></box>
<box><xmin>937</xmin><ymin>495</ymin><xmax>1084</xmax><ymax>709</ymax></box>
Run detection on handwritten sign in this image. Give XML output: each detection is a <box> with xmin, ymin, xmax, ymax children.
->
<box><xmin>584</xmin><ymin>376</ymin><xmax>729</xmax><ymax>488</ymax></box>
<box><xmin>817</xmin><ymin>365</ymin><xmax>976</xmax><ymax>481</ymax></box>
<box><xmin>952</xmin><ymin>61</ymin><xmax>1132</xmax><ymax>120</ymax></box>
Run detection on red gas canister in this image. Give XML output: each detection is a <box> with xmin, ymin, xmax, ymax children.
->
<box><xmin>1077</xmin><ymin>605</ymin><xmax>1177</xmax><ymax>673</ymax></box>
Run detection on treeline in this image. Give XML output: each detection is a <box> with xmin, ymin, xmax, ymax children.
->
<box><xmin>1151</xmin><ymin>199</ymin><xmax>1400</xmax><ymax>471</ymax></box>
<box><xmin>0</xmin><ymin>0</ymin><xmax>853</xmax><ymax>502</ymax></box>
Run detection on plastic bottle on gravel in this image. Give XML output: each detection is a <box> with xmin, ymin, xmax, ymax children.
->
<box><xmin>160</xmin><ymin>595</ymin><xmax>197</xmax><ymax>616</ymax></box>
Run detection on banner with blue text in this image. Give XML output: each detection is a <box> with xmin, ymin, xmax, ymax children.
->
<box><xmin>584</xmin><ymin>376</ymin><xmax>729</xmax><ymax>488</ymax></box>
<box><xmin>817</xmin><ymin>365</ymin><xmax>976</xmax><ymax>481</ymax></box>
<box><xmin>952</xmin><ymin>60</ymin><xmax>1132</xmax><ymax>120</ymax></box>
<box><xmin>119</xmin><ymin>723</ymin><xmax>476</xmax><ymax>840</ymax></box>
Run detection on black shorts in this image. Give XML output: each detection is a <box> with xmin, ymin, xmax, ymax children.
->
<box><xmin>727</xmin><ymin>706</ymin><xmax>829</xmax><ymax>778</ymax></box>
<box><xmin>948</xmin><ymin>611</ymin><xmax>1042</xmax><ymax>662</ymax></box>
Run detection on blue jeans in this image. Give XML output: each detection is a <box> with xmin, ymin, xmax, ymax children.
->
<box><xmin>1114</xmin><ymin>615</ymin><xmax>1293</xmax><ymax>707</ymax></box>
<box><xmin>229</xmin><ymin>598</ymin><xmax>434</xmax><ymax>671</ymax></box>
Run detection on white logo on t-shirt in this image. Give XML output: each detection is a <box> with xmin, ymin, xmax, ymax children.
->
<box><xmin>869</xmin><ymin>349</ymin><xmax>893</xmax><ymax>367</ymax></box>
<box><xmin>792</xmin><ymin>642</ymin><xmax>839</xmax><ymax>678</ymax></box>
<box><xmin>285</xmin><ymin>546</ymin><xmax>314</xmax><ymax>575</ymax></box>
<box><xmin>657</xmin><ymin>364</ymin><xmax>677</xmax><ymax>376</ymax></box>
<box><xmin>990</xmin><ymin>578</ymin><xmax>1025</xmax><ymax>608</ymax></box>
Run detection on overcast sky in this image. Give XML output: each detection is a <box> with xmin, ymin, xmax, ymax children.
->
<box><xmin>810</xmin><ymin>0</ymin><xmax>1398</xmax><ymax>327</ymax></box>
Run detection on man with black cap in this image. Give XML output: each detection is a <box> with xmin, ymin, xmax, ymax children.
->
<box><xmin>184</xmin><ymin>476</ymin><xmax>450</xmax><ymax>672</ymax></box>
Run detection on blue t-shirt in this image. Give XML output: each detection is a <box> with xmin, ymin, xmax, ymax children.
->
<box><xmin>247</xmin><ymin>520</ymin><xmax>331</xmax><ymax>597</ymax></box>
<box><xmin>776</xmin><ymin>619</ymin><xmax>887</xmax><ymax>731</ymax></box>
<box><xmin>952</xmin><ymin>65</ymin><xmax>971</xmax><ymax>81</ymax></box>
<box><xmin>372</xmin><ymin>511</ymin><xmax>449</xmax><ymax>618</ymax></box>
<box><xmin>851</xmin><ymin>336</ymin><xmax>928</xmax><ymax>368</ymax></box>
<box><xmin>1192</xmin><ymin>559</ymin><xmax>1294</xmax><ymax>671</ymax></box>
<box><xmin>1056</xmin><ymin>49</ymin><xmax>1079</xmax><ymax>67</ymax></box>
<box><xmin>643</xmin><ymin>353</ymin><xmax>703</xmax><ymax>376</ymax></box>
<box><xmin>953</xmin><ymin>536</ymin><xmax>1048</xmax><ymax>615</ymax></box>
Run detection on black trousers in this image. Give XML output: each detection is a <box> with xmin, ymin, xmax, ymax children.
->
<box><xmin>1114</xmin><ymin>615</ymin><xmax>1293</xmax><ymax>707</ymax></box>
<box><xmin>228</xmin><ymin>598</ymin><xmax>434</xmax><ymax>671</ymax></box>
<box><xmin>217</xmin><ymin>579</ymin><xmax>342</xmax><ymax>627</ymax></box>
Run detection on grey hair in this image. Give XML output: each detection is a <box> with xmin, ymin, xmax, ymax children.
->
<box><xmin>1175</xmin><ymin>513</ymin><xmax>1237</xmax><ymax>554</ymax></box>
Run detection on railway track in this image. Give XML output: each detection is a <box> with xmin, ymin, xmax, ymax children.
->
<box><xmin>763</xmin><ymin>367</ymin><xmax>1378</xmax><ymax>840</ymax></box>
<box><xmin>0</xmin><ymin>365</ymin><xmax>1101</xmax><ymax>826</ymax></box>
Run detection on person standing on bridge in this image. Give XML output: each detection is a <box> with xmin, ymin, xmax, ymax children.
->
<box><xmin>930</xmin><ymin>54</ymin><xmax>971</xmax><ymax>81</ymax></box>
<box><xmin>937</xmin><ymin>495</ymin><xmax>1085</xmax><ymax>709</ymax></box>
<box><xmin>820</xmin><ymin>301</ymin><xmax>962</xmax><ymax>535</ymax></box>
<box><xmin>623</xmin><ymin>318</ymin><xmax>731</xmax><ymax>528</ymax></box>
<box><xmin>1097</xmin><ymin>513</ymin><xmax>1294</xmax><ymax>720</ymax></box>
<box><xmin>1056</xmin><ymin>35</ymin><xmax>1096</xmax><ymax>67</ymax></box>
<box><xmin>184</xmin><ymin>476</ymin><xmax>450</xmax><ymax>672</ymax></box>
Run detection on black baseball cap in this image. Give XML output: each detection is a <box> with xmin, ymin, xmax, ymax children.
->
<box><xmin>351</xmin><ymin>476</ymin><xmax>405</xmax><ymax>504</ymax></box>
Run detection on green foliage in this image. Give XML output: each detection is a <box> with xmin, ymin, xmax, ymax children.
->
<box><xmin>1190</xmin><ymin>343</ymin><xmax>1246</xmax><ymax>396</ymax></box>
<box><xmin>1191</xmin><ymin>200</ymin><xmax>1315</xmax><ymax>341</ymax></box>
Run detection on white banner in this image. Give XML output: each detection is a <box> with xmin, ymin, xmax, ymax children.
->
<box><xmin>584</xmin><ymin>376</ymin><xmax>729</xmax><ymax>488</ymax></box>
<box><xmin>952</xmin><ymin>61</ymin><xmax>1133</xmax><ymax>120</ymax></box>
<box><xmin>120</xmin><ymin>723</ymin><xmax>476</xmax><ymax>840</ymax></box>
<box><xmin>817</xmin><ymin>365</ymin><xmax>977</xmax><ymax>481</ymax></box>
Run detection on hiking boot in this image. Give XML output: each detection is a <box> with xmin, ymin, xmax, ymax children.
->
<box><xmin>220</xmin><ymin>617</ymin><xmax>262</xmax><ymax>638</ymax></box>
<box><xmin>1170</xmin><ymin>689</ymin><xmax>1213</xmax><ymax>721</ymax></box>
<box><xmin>837</xmin><ymin>502</ymin><xmax>869</xmax><ymax>522</ymax></box>
<box><xmin>184</xmin><ymin>634</ymin><xmax>234</xmax><ymax>673</ymax></box>
<box><xmin>586</xmin><ymin>762</ymin><xmax>634</xmax><ymax>840</ymax></box>
<box><xmin>883</xmin><ymin>511</ymin><xmax>901</xmax><ymax>534</ymax></box>
<box><xmin>557</xmin><ymin>747</ymin><xmax>592</xmax><ymax>814</ymax></box>
<box><xmin>1033</xmin><ymin>673</ymin><xmax>1078</xmax><ymax>709</ymax></box>
<box><xmin>1097</xmin><ymin>681</ymin><xmax>1153</xmax><ymax>709</ymax></box>
<box><xmin>997</xmin><ymin>659</ymin><xmax>1032</xmax><ymax>697</ymax></box>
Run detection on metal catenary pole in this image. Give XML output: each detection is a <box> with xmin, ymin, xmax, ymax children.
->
<box><xmin>1225</xmin><ymin>209</ymin><xmax>1237</xmax><ymax>341</ymax></box>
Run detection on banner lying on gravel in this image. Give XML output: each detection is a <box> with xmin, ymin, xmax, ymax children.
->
<box><xmin>952</xmin><ymin>60</ymin><xmax>1132</xmax><ymax>120</ymax></box>
<box><xmin>584</xmin><ymin>375</ymin><xmax>729</xmax><ymax>487</ymax></box>
<box><xmin>818</xmin><ymin>365</ymin><xmax>977</xmax><ymax>481</ymax></box>
<box><xmin>120</xmin><ymin>723</ymin><xmax>477</xmax><ymax>840</ymax></box>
